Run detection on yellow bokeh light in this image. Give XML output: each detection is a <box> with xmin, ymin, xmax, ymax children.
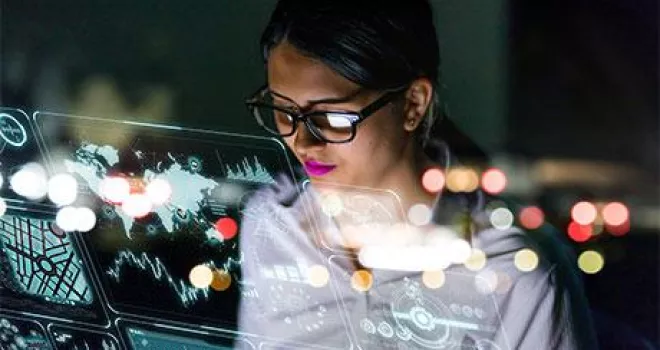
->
<box><xmin>189</xmin><ymin>264</ymin><xmax>213</xmax><ymax>289</ymax></box>
<box><xmin>351</xmin><ymin>269</ymin><xmax>373</xmax><ymax>292</ymax></box>
<box><xmin>320</xmin><ymin>192</ymin><xmax>343</xmax><ymax>217</ymax></box>
<box><xmin>514</xmin><ymin>249</ymin><xmax>539</xmax><ymax>272</ymax></box>
<box><xmin>446</xmin><ymin>167</ymin><xmax>480</xmax><ymax>193</ymax></box>
<box><xmin>210</xmin><ymin>269</ymin><xmax>232</xmax><ymax>292</ymax></box>
<box><xmin>307</xmin><ymin>264</ymin><xmax>330</xmax><ymax>288</ymax></box>
<box><xmin>422</xmin><ymin>270</ymin><xmax>446</xmax><ymax>289</ymax></box>
<box><xmin>578</xmin><ymin>250</ymin><xmax>604</xmax><ymax>274</ymax></box>
<box><xmin>464</xmin><ymin>249</ymin><xmax>487</xmax><ymax>271</ymax></box>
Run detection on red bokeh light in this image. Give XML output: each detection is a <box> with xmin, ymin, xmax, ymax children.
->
<box><xmin>215</xmin><ymin>217</ymin><xmax>238</xmax><ymax>240</ymax></box>
<box><xmin>567</xmin><ymin>221</ymin><xmax>592</xmax><ymax>242</ymax></box>
<box><xmin>519</xmin><ymin>206</ymin><xmax>545</xmax><ymax>230</ymax></box>
<box><xmin>481</xmin><ymin>168</ymin><xmax>507</xmax><ymax>195</ymax></box>
<box><xmin>602</xmin><ymin>202</ymin><xmax>629</xmax><ymax>227</ymax></box>
<box><xmin>421</xmin><ymin>167</ymin><xmax>445</xmax><ymax>194</ymax></box>
<box><xmin>606</xmin><ymin>220</ymin><xmax>630</xmax><ymax>236</ymax></box>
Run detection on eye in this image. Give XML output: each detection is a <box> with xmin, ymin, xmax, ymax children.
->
<box><xmin>325</xmin><ymin>113</ymin><xmax>355</xmax><ymax>128</ymax></box>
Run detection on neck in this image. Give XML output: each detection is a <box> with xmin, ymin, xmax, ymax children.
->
<box><xmin>375</xmin><ymin>142</ymin><xmax>438</xmax><ymax>219</ymax></box>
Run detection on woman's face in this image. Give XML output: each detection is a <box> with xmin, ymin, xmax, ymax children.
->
<box><xmin>267</xmin><ymin>41</ymin><xmax>418</xmax><ymax>189</ymax></box>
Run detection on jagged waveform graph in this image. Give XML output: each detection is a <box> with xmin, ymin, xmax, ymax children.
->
<box><xmin>219</xmin><ymin>252</ymin><xmax>243</xmax><ymax>273</ymax></box>
<box><xmin>106</xmin><ymin>250</ymin><xmax>210</xmax><ymax>308</ymax></box>
<box><xmin>225</xmin><ymin>156</ymin><xmax>275</xmax><ymax>184</ymax></box>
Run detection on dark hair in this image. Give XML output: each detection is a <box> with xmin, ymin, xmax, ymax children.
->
<box><xmin>261</xmin><ymin>0</ymin><xmax>440</xmax><ymax>91</ymax></box>
<box><xmin>260</xmin><ymin>0</ymin><xmax>489</xmax><ymax>161</ymax></box>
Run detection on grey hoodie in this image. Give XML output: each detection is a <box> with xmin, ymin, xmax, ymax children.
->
<box><xmin>236</xmin><ymin>143</ymin><xmax>597</xmax><ymax>350</ymax></box>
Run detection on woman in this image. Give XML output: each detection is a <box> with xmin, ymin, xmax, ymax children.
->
<box><xmin>238</xmin><ymin>1</ymin><xmax>597</xmax><ymax>349</ymax></box>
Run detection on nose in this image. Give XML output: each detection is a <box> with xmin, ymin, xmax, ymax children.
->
<box><xmin>291</xmin><ymin>121</ymin><xmax>325</xmax><ymax>157</ymax></box>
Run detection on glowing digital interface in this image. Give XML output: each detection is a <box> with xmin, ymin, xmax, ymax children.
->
<box><xmin>0</xmin><ymin>108</ymin><xmax>300</xmax><ymax>349</ymax></box>
<box><xmin>0</xmin><ymin>214</ymin><xmax>92</xmax><ymax>305</ymax></box>
<box><xmin>0</xmin><ymin>108</ymin><xmax>518</xmax><ymax>349</ymax></box>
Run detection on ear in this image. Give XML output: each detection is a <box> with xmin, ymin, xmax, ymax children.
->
<box><xmin>402</xmin><ymin>77</ymin><xmax>434</xmax><ymax>132</ymax></box>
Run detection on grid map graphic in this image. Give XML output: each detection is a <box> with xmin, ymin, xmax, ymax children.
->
<box><xmin>0</xmin><ymin>215</ymin><xmax>93</xmax><ymax>305</ymax></box>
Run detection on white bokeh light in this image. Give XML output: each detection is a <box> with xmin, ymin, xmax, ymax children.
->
<box><xmin>76</xmin><ymin>207</ymin><xmax>97</xmax><ymax>232</ymax></box>
<box><xmin>99</xmin><ymin>177</ymin><xmax>131</xmax><ymax>204</ymax></box>
<box><xmin>47</xmin><ymin>173</ymin><xmax>78</xmax><ymax>206</ymax></box>
<box><xmin>56</xmin><ymin>206</ymin><xmax>79</xmax><ymax>232</ymax></box>
<box><xmin>447</xmin><ymin>238</ymin><xmax>472</xmax><ymax>264</ymax></box>
<box><xmin>121</xmin><ymin>193</ymin><xmax>152</xmax><ymax>218</ymax></box>
<box><xmin>10</xmin><ymin>163</ymin><xmax>48</xmax><ymax>200</ymax></box>
<box><xmin>146</xmin><ymin>178</ymin><xmax>172</xmax><ymax>206</ymax></box>
<box><xmin>407</xmin><ymin>203</ymin><xmax>432</xmax><ymax>226</ymax></box>
<box><xmin>490</xmin><ymin>207</ymin><xmax>514</xmax><ymax>230</ymax></box>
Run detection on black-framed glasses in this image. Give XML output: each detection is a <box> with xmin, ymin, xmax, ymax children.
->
<box><xmin>244</xmin><ymin>85</ymin><xmax>407</xmax><ymax>143</ymax></box>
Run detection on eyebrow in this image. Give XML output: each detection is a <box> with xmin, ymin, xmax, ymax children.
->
<box><xmin>269</xmin><ymin>88</ymin><xmax>364</xmax><ymax>107</ymax></box>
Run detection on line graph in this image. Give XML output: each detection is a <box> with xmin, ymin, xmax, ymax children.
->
<box><xmin>106</xmin><ymin>250</ymin><xmax>210</xmax><ymax>308</ymax></box>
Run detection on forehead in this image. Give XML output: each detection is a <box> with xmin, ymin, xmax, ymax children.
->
<box><xmin>266</xmin><ymin>41</ymin><xmax>361</xmax><ymax>103</ymax></box>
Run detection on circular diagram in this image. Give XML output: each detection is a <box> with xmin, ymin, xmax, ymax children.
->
<box><xmin>0</xmin><ymin>113</ymin><xmax>27</xmax><ymax>147</ymax></box>
<box><xmin>268</xmin><ymin>284</ymin><xmax>326</xmax><ymax>332</ymax></box>
<box><xmin>391</xmin><ymin>280</ymin><xmax>455</xmax><ymax>349</ymax></box>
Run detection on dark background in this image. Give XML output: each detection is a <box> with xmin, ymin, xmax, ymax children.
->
<box><xmin>1</xmin><ymin>0</ymin><xmax>658</xmax><ymax>347</ymax></box>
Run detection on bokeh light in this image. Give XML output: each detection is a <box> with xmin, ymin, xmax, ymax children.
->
<box><xmin>578</xmin><ymin>250</ymin><xmax>605</xmax><ymax>274</ymax></box>
<box><xmin>320</xmin><ymin>192</ymin><xmax>343</xmax><ymax>217</ymax></box>
<box><xmin>307</xmin><ymin>265</ymin><xmax>330</xmax><ymax>288</ymax></box>
<box><xmin>10</xmin><ymin>163</ymin><xmax>48</xmax><ymax>200</ymax></box>
<box><xmin>145</xmin><ymin>178</ymin><xmax>172</xmax><ymax>206</ymax></box>
<box><xmin>100</xmin><ymin>176</ymin><xmax>131</xmax><ymax>204</ymax></box>
<box><xmin>351</xmin><ymin>269</ymin><xmax>373</xmax><ymax>292</ymax></box>
<box><xmin>47</xmin><ymin>173</ymin><xmax>78</xmax><ymax>206</ymax></box>
<box><xmin>481</xmin><ymin>168</ymin><xmax>507</xmax><ymax>195</ymax></box>
<box><xmin>448</xmin><ymin>239</ymin><xmax>472</xmax><ymax>264</ymax></box>
<box><xmin>571</xmin><ymin>201</ymin><xmax>597</xmax><ymax>225</ymax></box>
<box><xmin>121</xmin><ymin>193</ymin><xmax>153</xmax><ymax>218</ymax></box>
<box><xmin>215</xmin><ymin>217</ymin><xmax>238</xmax><ymax>240</ymax></box>
<box><xmin>446</xmin><ymin>167</ymin><xmax>480</xmax><ymax>193</ymax></box>
<box><xmin>602</xmin><ymin>202</ymin><xmax>629</xmax><ymax>227</ymax></box>
<box><xmin>464</xmin><ymin>249</ymin><xmax>487</xmax><ymax>271</ymax></box>
<box><xmin>0</xmin><ymin>173</ymin><xmax>4</xmax><ymax>188</ymax></box>
<box><xmin>421</xmin><ymin>167</ymin><xmax>445</xmax><ymax>193</ymax></box>
<box><xmin>606</xmin><ymin>221</ymin><xmax>631</xmax><ymax>236</ymax></box>
<box><xmin>519</xmin><ymin>206</ymin><xmax>545</xmax><ymax>230</ymax></box>
<box><xmin>55</xmin><ymin>206</ymin><xmax>79</xmax><ymax>232</ymax></box>
<box><xmin>189</xmin><ymin>264</ymin><xmax>214</xmax><ymax>288</ymax></box>
<box><xmin>422</xmin><ymin>270</ymin><xmax>446</xmax><ymax>289</ymax></box>
<box><xmin>490</xmin><ymin>207</ymin><xmax>514</xmax><ymax>230</ymax></box>
<box><xmin>408</xmin><ymin>203</ymin><xmax>432</xmax><ymax>226</ymax></box>
<box><xmin>76</xmin><ymin>207</ymin><xmax>97</xmax><ymax>232</ymax></box>
<box><xmin>567</xmin><ymin>221</ymin><xmax>592</xmax><ymax>242</ymax></box>
<box><xmin>210</xmin><ymin>269</ymin><xmax>232</xmax><ymax>291</ymax></box>
<box><xmin>514</xmin><ymin>249</ymin><xmax>539</xmax><ymax>272</ymax></box>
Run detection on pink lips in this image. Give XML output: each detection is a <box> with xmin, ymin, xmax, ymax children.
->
<box><xmin>304</xmin><ymin>160</ymin><xmax>336</xmax><ymax>177</ymax></box>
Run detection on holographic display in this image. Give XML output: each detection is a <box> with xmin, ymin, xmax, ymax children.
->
<box><xmin>48</xmin><ymin>324</ymin><xmax>120</xmax><ymax>350</ymax></box>
<box><xmin>32</xmin><ymin>111</ymin><xmax>295</xmax><ymax>330</ymax></box>
<box><xmin>0</xmin><ymin>209</ymin><xmax>108</xmax><ymax>326</ymax></box>
<box><xmin>329</xmin><ymin>256</ymin><xmax>502</xmax><ymax>349</ymax></box>
<box><xmin>0</xmin><ymin>213</ymin><xmax>93</xmax><ymax>305</ymax></box>
<box><xmin>0</xmin><ymin>108</ymin><xmax>54</xmax><ymax>213</ymax></box>
<box><xmin>119</xmin><ymin>320</ymin><xmax>252</xmax><ymax>349</ymax></box>
<box><xmin>0</xmin><ymin>314</ymin><xmax>51</xmax><ymax>349</ymax></box>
